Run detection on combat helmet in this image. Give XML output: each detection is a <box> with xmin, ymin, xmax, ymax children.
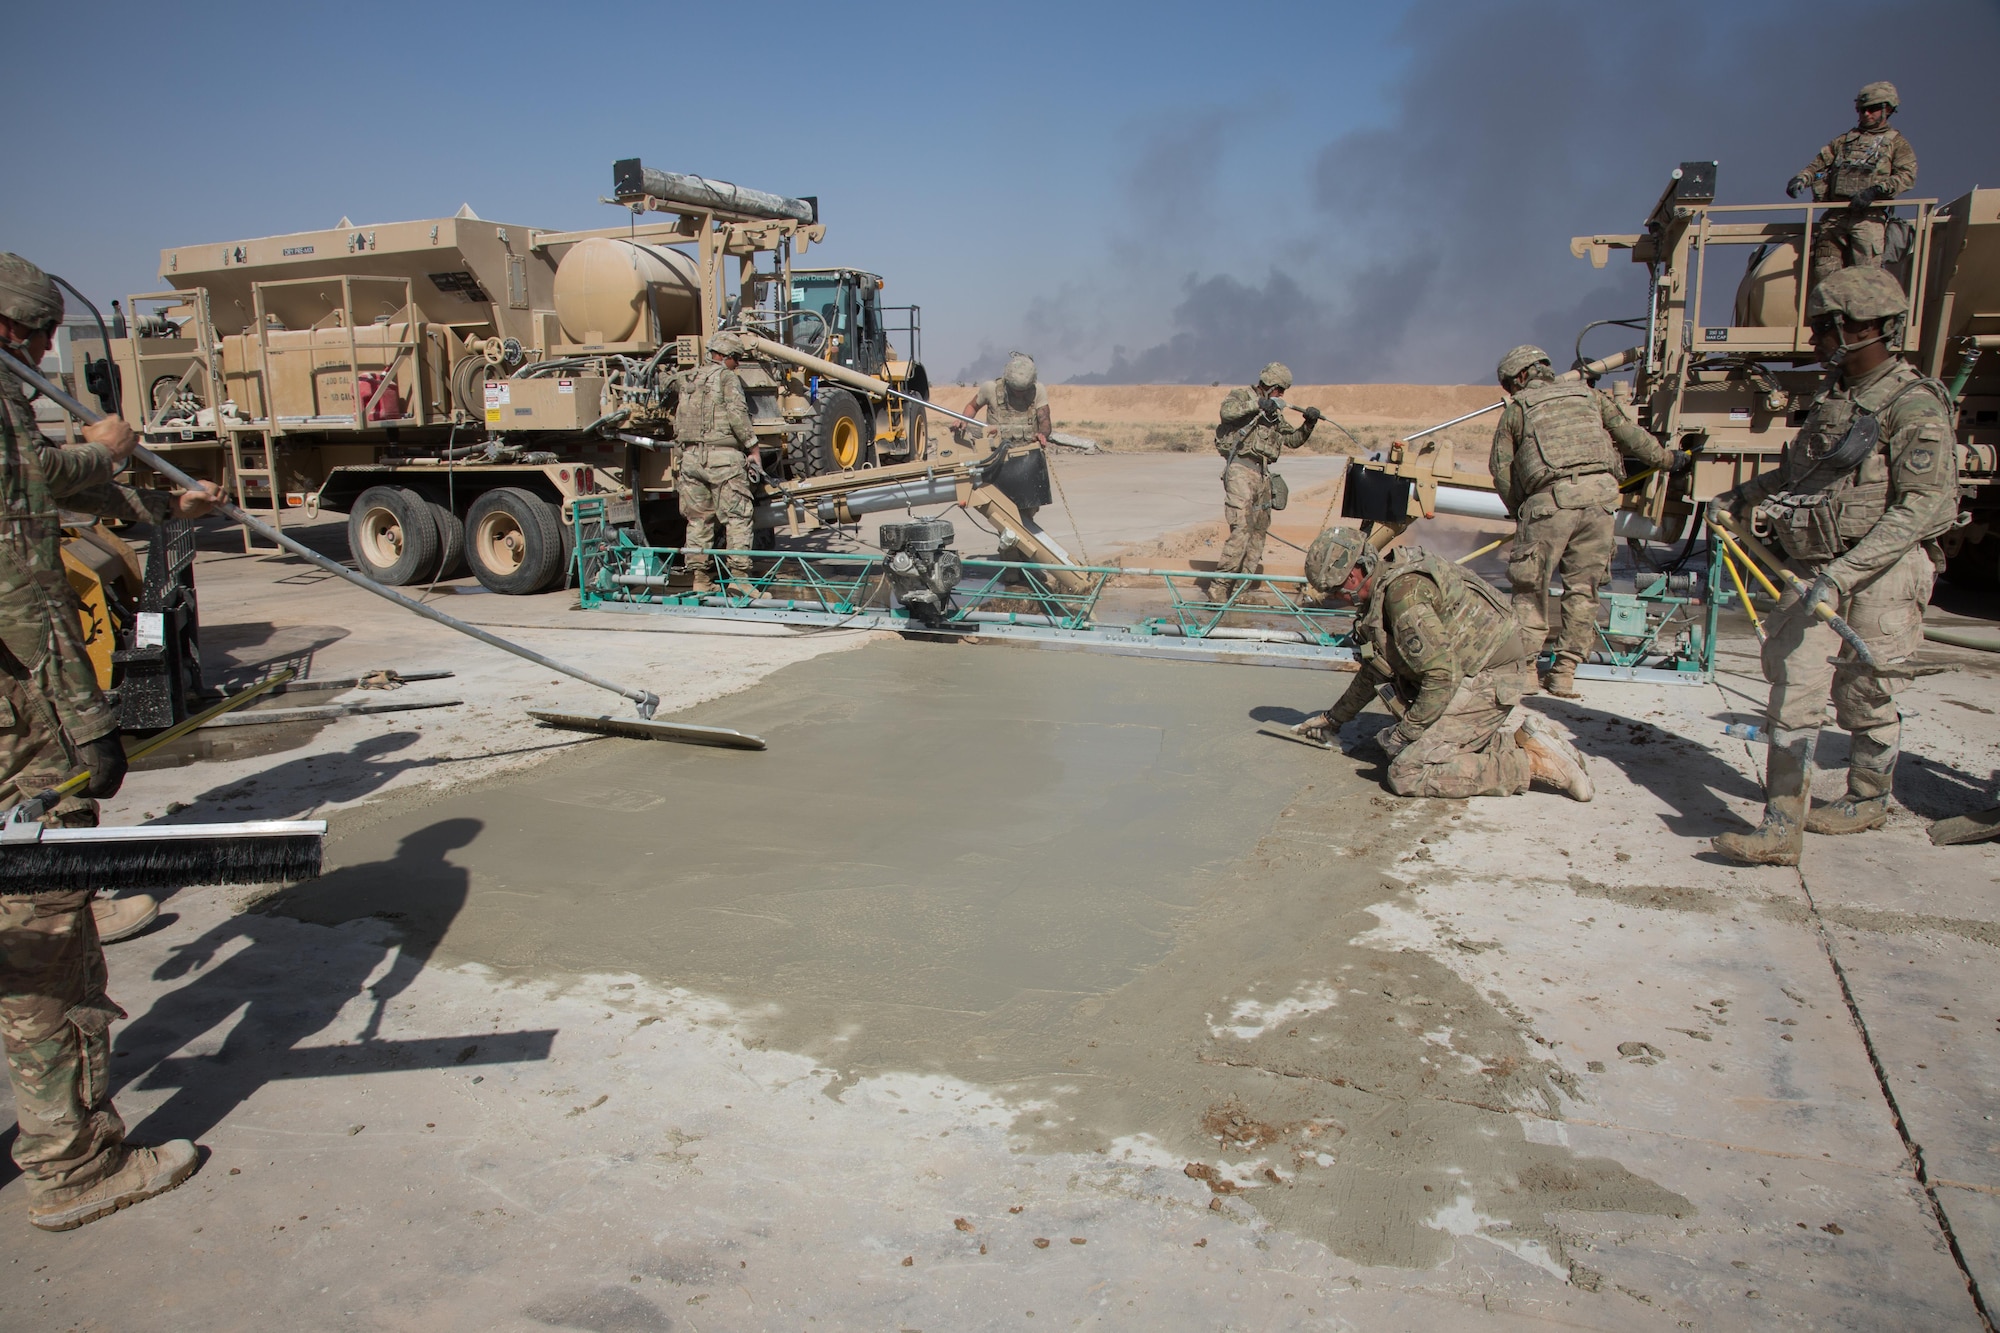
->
<box><xmin>1304</xmin><ymin>524</ymin><xmax>1376</xmax><ymax>599</ymax></box>
<box><xmin>1256</xmin><ymin>361</ymin><xmax>1293</xmax><ymax>392</ymax></box>
<box><xmin>1496</xmin><ymin>344</ymin><xmax>1551</xmax><ymax>384</ymax></box>
<box><xmin>1855</xmin><ymin>81</ymin><xmax>1899</xmax><ymax>110</ymax></box>
<box><xmin>1806</xmin><ymin>267</ymin><xmax>1908</xmax><ymax>325</ymax></box>
<box><xmin>707</xmin><ymin>330</ymin><xmax>745</xmax><ymax>358</ymax></box>
<box><xmin>1003</xmin><ymin>352</ymin><xmax>1037</xmax><ymax>392</ymax></box>
<box><xmin>0</xmin><ymin>254</ymin><xmax>63</xmax><ymax>333</ymax></box>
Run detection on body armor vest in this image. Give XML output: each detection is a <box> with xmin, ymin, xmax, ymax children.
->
<box><xmin>680</xmin><ymin>365</ymin><xmax>745</xmax><ymax>448</ymax></box>
<box><xmin>1510</xmin><ymin>381</ymin><xmax>1618</xmax><ymax>494</ymax></box>
<box><xmin>1759</xmin><ymin>369</ymin><xmax>1953</xmax><ymax>562</ymax></box>
<box><xmin>983</xmin><ymin>379</ymin><xmax>1042</xmax><ymax>442</ymax></box>
<box><xmin>1357</xmin><ymin>546</ymin><xmax>1522</xmax><ymax>679</ymax></box>
<box><xmin>1830</xmin><ymin>131</ymin><xmax>1903</xmax><ymax>200</ymax></box>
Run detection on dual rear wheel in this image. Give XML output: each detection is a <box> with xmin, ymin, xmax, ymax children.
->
<box><xmin>347</xmin><ymin>484</ymin><xmax>566</xmax><ymax>594</ymax></box>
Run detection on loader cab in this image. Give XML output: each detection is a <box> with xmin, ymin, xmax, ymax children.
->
<box><xmin>788</xmin><ymin>268</ymin><xmax>894</xmax><ymax>377</ymax></box>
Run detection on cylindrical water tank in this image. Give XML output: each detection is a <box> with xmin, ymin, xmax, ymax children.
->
<box><xmin>553</xmin><ymin>237</ymin><xmax>702</xmax><ymax>345</ymax></box>
<box><xmin>1733</xmin><ymin>241</ymin><xmax>1803</xmax><ymax>328</ymax></box>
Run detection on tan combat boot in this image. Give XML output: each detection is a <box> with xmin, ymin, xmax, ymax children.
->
<box><xmin>1805</xmin><ymin>734</ymin><xmax>1894</xmax><ymax>835</ymax></box>
<box><xmin>1541</xmin><ymin>654</ymin><xmax>1583</xmax><ymax>699</ymax></box>
<box><xmin>28</xmin><ymin>1141</ymin><xmax>200</xmax><ymax>1232</ymax></box>
<box><xmin>1515</xmin><ymin>711</ymin><xmax>1593</xmax><ymax>801</ymax></box>
<box><xmin>92</xmin><ymin>893</ymin><xmax>159</xmax><ymax>944</ymax></box>
<box><xmin>1713</xmin><ymin>731</ymin><xmax>1814</xmax><ymax>865</ymax></box>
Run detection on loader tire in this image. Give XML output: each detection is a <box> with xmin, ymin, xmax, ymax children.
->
<box><xmin>790</xmin><ymin>389</ymin><xmax>871</xmax><ymax>477</ymax></box>
<box><xmin>466</xmin><ymin>488</ymin><xmax>564</xmax><ymax>594</ymax></box>
<box><xmin>348</xmin><ymin>486</ymin><xmax>441</xmax><ymax>587</ymax></box>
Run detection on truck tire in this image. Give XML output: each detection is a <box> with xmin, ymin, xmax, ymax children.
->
<box><xmin>466</xmin><ymin>488</ymin><xmax>564</xmax><ymax>594</ymax></box>
<box><xmin>348</xmin><ymin>486</ymin><xmax>441</xmax><ymax>587</ymax></box>
<box><xmin>427</xmin><ymin>500</ymin><xmax>467</xmax><ymax>581</ymax></box>
<box><xmin>789</xmin><ymin>389</ymin><xmax>871</xmax><ymax>477</ymax></box>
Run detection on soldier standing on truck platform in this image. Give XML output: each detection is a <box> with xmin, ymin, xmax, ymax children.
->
<box><xmin>674</xmin><ymin>330</ymin><xmax>759</xmax><ymax>598</ymax></box>
<box><xmin>1489</xmin><ymin>345</ymin><xmax>1687</xmax><ymax>698</ymax></box>
<box><xmin>1708</xmin><ymin>267</ymin><xmax>1957</xmax><ymax>866</ymax></box>
<box><xmin>0</xmin><ymin>252</ymin><xmax>223</xmax><ymax>1231</ymax></box>
<box><xmin>1201</xmin><ymin>362</ymin><xmax>1320</xmax><ymax>602</ymax></box>
<box><xmin>1291</xmin><ymin>525</ymin><xmax>1593</xmax><ymax>802</ymax></box>
<box><xmin>1788</xmin><ymin>82</ymin><xmax>1918</xmax><ymax>283</ymax></box>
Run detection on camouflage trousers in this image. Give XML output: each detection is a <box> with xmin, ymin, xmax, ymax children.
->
<box><xmin>676</xmin><ymin>445</ymin><xmax>755</xmax><ymax>582</ymax></box>
<box><xmin>0</xmin><ymin>654</ymin><xmax>98</xmax><ymax>827</ymax></box>
<box><xmin>1507</xmin><ymin>490</ymin><xmax>1614</xmax><ymax>666</ymax></box>
<box><xmin>1</xmin><ymin>890</ymin><xmax>129</xmax><ymax>1203</ymax></box>
<box><xmin>1385</xmin><ymin>663</ymin><xmax>1535</xmax><ymax>799</ymax></box>
<box><xmin>1762</xmin><ymin>544</ymin><xmax>1932</xmax><ymax>775</ymax></box>
<box><xmin>1217</xmin><ymin>460</ymin><xmax>1273</xmax><ymax>575</ymax></box>
<box><xmin>1812</xmin><ymin>213</ymin><xmax>1887</xmax><ymax>284</ymax></box>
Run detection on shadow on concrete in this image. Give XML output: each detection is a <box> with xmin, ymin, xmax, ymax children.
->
<box><xmin>158</xmin><ymin>731</ymin><xmax>431</xmax><ymax>826</ymax></box>
<box><xmin>199</xmin><ymin>620</ymin><xmax>352</xmax><ymax>690</ymax></box>
<box><xmin>1529</xmin><ymin>701</ymin><xmax>1766</xmax><ymax>836</ymax></box>
<box><xmin>111</xmin><ymin>818</ymin><xmax>551</xmax><ymax>1148</ymax></box>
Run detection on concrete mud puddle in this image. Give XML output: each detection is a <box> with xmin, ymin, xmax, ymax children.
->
<box><xmin>273</xmin><ymin>638</ymin><xmax>1686</xmax><ymax>1267</ymax></box>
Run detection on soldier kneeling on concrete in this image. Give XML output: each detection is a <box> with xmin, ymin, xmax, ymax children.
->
<box><xmin>1292</xmin><ymin>526</ymin><xmax>1593</xmax><ymax>801</ymax></box>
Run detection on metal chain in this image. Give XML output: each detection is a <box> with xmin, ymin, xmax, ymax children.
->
<box><xmin>1042</xmin><ymin>444</ymin><xmax>1089</xmax><ymax>566</ymax></box>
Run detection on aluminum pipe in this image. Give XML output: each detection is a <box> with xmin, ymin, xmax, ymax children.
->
<box><xmin>1431</xmin><ymin>484</ymin><xmax>1663</xmax><ymax>541</ymax></box>
<box><xmin>754</xmin><ymin>474</ymin><xmax>961</xmax><ymax>529</ymax></box>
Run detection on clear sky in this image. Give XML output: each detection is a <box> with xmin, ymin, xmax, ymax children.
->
<box><xmin>7</xmin><ymin>0</ymin><xmax>1996</xmax><ymax>385</ymax></box>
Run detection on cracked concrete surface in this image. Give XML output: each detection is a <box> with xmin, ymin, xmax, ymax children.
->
<box><xmin>0</xmin><ymin>456</ymin><xmax>1995</xmax><ymax>1329</ymax></box>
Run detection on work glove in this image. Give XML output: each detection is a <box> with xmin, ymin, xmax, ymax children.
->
<box><xmin>1256</xmin><ymin>396</ymin><xmax>1281</xmax><ymax>419</ymax></box>
<box><xmin>1666</xmin><ymin>448</ymin><xmax>1693</xmax><ymax>474</ymax></box>
<box><xmin>78</xmin><ymin>734</ymin><xmax>128</xmax><ymax>799</ymax></box>
<box><xmin>1785</xmin><ymin>174</ymin><xmax>1813</xmax><ymax>200</ymax></box>
<box><xmin>1375</xmin><ymin>726</ymin><xmax>1412</xmax><ymax>761</ymax></box>
<box><xmin>1802</xmin><ymin>573</ymin><xmax>1842</xmax><ymax>618</ymax></box>
<box><xmin>1293</xmin><ymin>712</ymin><xmax>1339</xmax><ymax>747</ymax></box>
<box><xmin>1300</xmin><ymin>406</ymin><xmax>1324</xmax><ymax>423</ymax></box>
<box><xmin>1846</xmin><ymin>185</ymin><xmax>1881</xmax><ymax>211</ymax></box>
<box><xmin>1705</xmin><ymin>489</ymin><xmax>1746</xmax><ymax>528</ymax></box>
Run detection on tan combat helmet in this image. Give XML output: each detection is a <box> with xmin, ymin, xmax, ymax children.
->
<box><xmin>707</xmin><ymin>330</ymin><xmax>745</xmax><ymax>359</ymax></box>
<box><xmin>1003</xmin><ymin>351</ymin><xmax>1037</xmax><ymax>392</ymax></box>
<box><xmin>1304</xmin><ymin>524</ymin><xmax>1376</xmax><ymax>599</ymax></box>
<box><xmin>1806</xmin><ymin>267</ymin><xmax>1908</xmax><ymax>324</ymax></box>
<box><xmin>1256</xmin><ymin>361</ymin><xmax>1293</xmax><ymax>392</ymax></box>
<box><xmin>0</xmin><ymin>253</ymin><xmax>63</xmax><ymax>332</ymax></box>
<box><xmin>1496</xmin><ymin>344</ymin><xmax>1552</xmax><ymax>384</ymax></box>
<box><xmin>1855</xmin><ymin>81</ymin><xmax>1900</xmax><ymax>110</ymax></box>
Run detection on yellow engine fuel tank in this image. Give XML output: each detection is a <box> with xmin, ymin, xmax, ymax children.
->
<box><xmin>553</xmin><ymin>238</ymin><xmax>701</xmax><ymax>345</ymax></box>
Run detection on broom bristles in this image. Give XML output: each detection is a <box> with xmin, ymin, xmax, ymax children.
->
<box><xmin>0</xmin><ymin>822</ymin><xmax>325</xmax><ymax>893</ymax></box>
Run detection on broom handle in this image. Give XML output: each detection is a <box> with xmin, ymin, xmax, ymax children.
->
<box><xmin>0</xmin><ymin>354</ymin><xmax>661</xmax><ymax>719</ymax></box>
<box><xmin>46</xmin><ymin>668</ymin><xmax>298</xmax><ymax>803</ymax></box>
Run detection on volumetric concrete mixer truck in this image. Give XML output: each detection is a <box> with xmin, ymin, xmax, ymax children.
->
<box><xmin>73</xmin><ymin>162</ymin><xmax>949</xmax><ymax>593</ymax></box>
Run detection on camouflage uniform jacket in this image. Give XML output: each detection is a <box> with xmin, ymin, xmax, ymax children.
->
<box><xmin>1489</xmin><ymin>383</ymin><xmax>1666</xmax><ymax>514</ymax></box>
<box><xmin>1735</xmin><ymin>357</ymin><xmax>1957</xmax><ymax>593</ymax></box>
<box><xmin>1215</xmin><ymin>388</ymin><xmax>1306</xmax><ymax>466</ymax></box>
<box><xmin>677</xmin><ymin>364</ymin><xmax>754</xmax><ymax>450</ymax></box>
<box><xmin>1328</xmin><ymin>546</ymin><xmax>1524</xmax><ymax>742</ymax></box>
<box><xmin>1801</xmin><ymin>127</ymin><xmax>1918</xmax><ymax>202</ymax></box>
<box><xmin>974</xmin><ymin>380</ymin><xmax>1050</xmax><ymax>443</ymax></box>
<box><xmin>0</xmin><ymin>367</ymin><xmax>172</xmax><ymax>745</ymax></box>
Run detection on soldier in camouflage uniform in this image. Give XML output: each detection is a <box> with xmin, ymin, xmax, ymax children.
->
<box><xmin>674</xmin><ymin>331</ymin><xmax>759</xmax><ymax>597</ymax></box>
<box><xmin>1203</xmin><ymin>362</ymin><xmax>1321</xmax><ymax>600</ymax></box>
<box><xmin>0</xmin><ymin>253</ymin><xmax>219</xmax><ymax>1230</ymax></box>
<box><xmin>1709</xmin><ymin>267</ymin><xmax>1957</xmax><ymax>866</ymax></box>
<box><xmin>1489</xmin><ymin>345</ymin><xmax>1685</xmax><ymax>697</ymax></box>
<box><xmin>1788</xmin><ymin>82</ymin><xmax>1918</xmax><ymax>283</ymax></box>
<box><xmin>964</xmin><ymin>351</ymin><xmax>1050</xmax><ymax>447</ymax></box>
<box><xmin>1293</xmin><ymin>526</ymin><xmax>1592</xmax><ymax>801</ymax></box>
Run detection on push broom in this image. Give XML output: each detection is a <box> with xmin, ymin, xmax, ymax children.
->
<box><xmin>0</xmin><ymin>669</ymin><xmax>323</xmax><ymax>891</ymax></box>
<box><xmin>0</xmin><ymin>353</ymin><xmax>763</xmax><ymax>751</ymax></box>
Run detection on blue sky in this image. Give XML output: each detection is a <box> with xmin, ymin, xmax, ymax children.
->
<box><xmin>7</xmin><ymin>0</ymin><xmax>1996</xmax><ymax>384</ymax></box>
